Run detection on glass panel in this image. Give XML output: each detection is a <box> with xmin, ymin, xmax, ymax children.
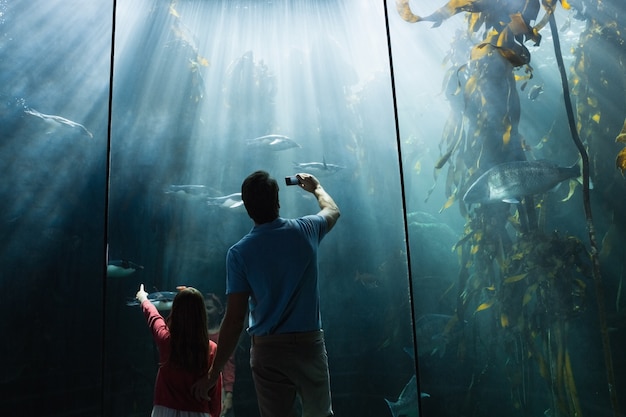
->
<box><xmin>0</xmin><ymin>0</ymin><xmax>112</xmax><ymax>415</ymax></box>
<box><xmin>389</xmin><ymin>0</ymin><xmax>626</xmax><ymax>416</ymax></box>
<box><xmin>106</xmin><ymin>1</ymin><xmax>414</xmax><ymax>416</ymax></box>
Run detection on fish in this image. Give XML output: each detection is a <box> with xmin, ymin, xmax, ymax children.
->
<box><xmin>463</xmin><ymin>160</ymin><xmax>580</xmax><ymax>205</ymax></box>
<box><xmin>206</xmin><ymin>192</ymin><xmax>244</xmax><ymax>209</ymax></box>
<box><xmin>293</xmin><ymin>159</ymin><xmax>345</xmax><ymax>176</ymax></box>
<box><xmin>385</xmin><ymin>347</ymin><xmax>430</xmax><ymax>417</ymax></box>
<box><xmin>385</xmin><ymin>374</ymin><xmax>430</xmax><ymax>417</ymax></box>
<box><xmin>24</xmin><ymin>107</ymin><xmax>93</xmax><ymax>138</ymax></box>
<box><xmin>414</xmin><ymin>314</ymin><xmax>463</xmax><ymax>358</ymax></box>
<box><xmin>164</xmin><ymin>185</ymin><xmax>210</xmax><ymax>203</ymax></box>
<box><xmin>107</xmin><ymin>259</ymin><xmax>144</xmax><ymax>278</ymax></box>
<box><xmin>127</xmin><ymin>290</ymin><xmax>177</xmax><ymax>312</ymax></box>
<box><xmin>245</xmin><ymin>134</ymin><xmax>301</xmax><ymax>151</ymax></box>
<box><xmin>164</xmin><ymin>184</ymin><xmax>208</xmax><ymax>195</ymax></box>
<box><xmin>527</xmin><ymin>84</ymin><xmax>544</xmax><ymax>100</ymax></box>
<box><xmin>354</xmin><ymin>270</ymin><xmax>379</xmax><ymax>289</ymax></box>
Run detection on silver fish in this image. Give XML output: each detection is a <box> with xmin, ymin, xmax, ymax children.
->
<box><xmin>385</xmin><ymin>375</ymin><xmax>430</xmax><ymax>417</ymax></box>
<box><xmin>206</xmin><ymin>192</ymin><xmax>244</xmax><ymax>209</ymax></box>
<box><xmin>107</xmin><ymin>259</ymin><xmax>144</xmax><ymax>278</ymax></box>
<box><xmin>245</xmin><ymin>134</ymin><xmax>301</xmax><ymax>151</ymax></box>
<box><xmin>527</xmin><ymin>84</ymin><xmax>544</xmax><ymax>100</ymax></box>
<box><xmin>385</xmin><ymin>347</ymin><xmax>430</xmax><ymax>417</ymax></box>
<box><xmin>24</xmin><ymin>107</ymin><xmax>93</xmax><ymax>138</ymax></box>
<box><xmin>127</xmin><ymin>291</ymin><xmax>177</xmax><ymax>312</ymax></box>
<box><xmin>414</xmin><ymin>314</ymin><xmax>462</xmax><ymax>358</ymax></box>
<box><xmin>463</xmin><ymin>160</ymin><xmax>579</xmax><ymax>205</ymax></box>
<box><xmin>293</xmin><ymin>159</ymin><xmax>345</xmax><ymax>176</ymax></box>
<box><xmin>164</xmin><ymin>184</ymin><xmax>208</xmax><ymax>195</ymax></box>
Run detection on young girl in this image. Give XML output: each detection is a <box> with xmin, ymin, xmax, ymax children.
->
<box><xmin>136</xmin><ymin>284</ymin><xmax>222</xmax><ymax>417</ymax></box>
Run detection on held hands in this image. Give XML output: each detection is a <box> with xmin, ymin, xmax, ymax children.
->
<box><xmin>191</xmin><ymin>367</ymin><xmax>220</xmax><ymax>401</ymax></box>
<box><xmin>296</xmin><ymin>172</ymin><xmax>340</xmax><ymax>231</ymax></box>
<box><xmin>222</xmin><ymin>392</ymin><xmax>233</xmax><ymax>416</ymax></box>
<box><xmin>296</xmin><ymin>173</ymin><xmax>321</xmax><ymax>193</ymax></box>
<box><xmin>136</xmin><ymin>284</ymin><xmax>148</xmax><ymax>303</ymax></box>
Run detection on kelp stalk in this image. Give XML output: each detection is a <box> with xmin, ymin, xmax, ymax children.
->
<box><xmin>548</xmin><ymin>12</ymin><xmax>620</xmax><ymax>417</ymax></box>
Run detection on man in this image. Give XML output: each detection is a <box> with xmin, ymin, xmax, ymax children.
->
<box><xmin>193</xmin><ymin>170</ymin><xmax>340</xmax><ymax>417</ymax></box>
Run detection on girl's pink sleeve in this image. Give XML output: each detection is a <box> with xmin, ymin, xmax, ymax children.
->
<box><xmin>141</xmin><ymin>300</ymin><xmax>169</xmax><ymax>343</ymax></box>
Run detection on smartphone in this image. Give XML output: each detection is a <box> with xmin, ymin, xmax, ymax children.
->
<box><xmin>285</xmin><ymin>176</ymin><xmax>299</xmax><ymax>186</ymax></box>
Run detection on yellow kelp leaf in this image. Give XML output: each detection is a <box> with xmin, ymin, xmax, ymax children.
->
<box><xmin>470</xmin><ymin>43</ymin><xmax>491</xmax><ymax>62</ymax></box>
<box><xmin>508</xmin><ymin>212</ymin><xmax>523</xmax><ymax>235</ymax></box>
<box><xmin>414</xmin><ymin>160</ymin><xmax>422</xmax><ymax>174</ymax></box>
<box><xmin>496</xmin><ymin>26</ymin><xmax>512</xmax><ymax>48</ymax></box>
<box><xmin>453</xmin><ymin>231</ymin><xmax>473</xmax><ymax>252</ymax></box>
<box><xmin>538</xmin><ymin>356</ymin><xmax>549</xmax><ymax>378</ymax></box>
<box><xmin>511</xmin><ymin>251</ymin><xmax>526</xmax><ymax>260</ymax></box>
<box><xmin>468</xmin><ymin>12</ymin><xmax>483</xmax><ymax>33</ymax></box>
<box><xmin>561</xmin><ymin>0</ymin><xmax>571</xmax><ymax>10</ymax></box>
<box><xmin>561</xmin><ymin>179</ymin><xmax>578</xmax><ymax>202</ymax></box>
<box><xmin>475</xmin><ymin>298</ymin><xmax>495</xmax><ymax>313</ymax></box>
<box><xmin>615</xmin><ymin>118</ymin><xmax>626</xmax><ymax>143</ymax></box>
<box><xmin>587</xmin><ymin>96</ymin><xmax>598</xmax><ymax>107</ymax></box>
<box><xmin>522</xmin><ymin>283</ymin><xmax>538</xmax><ymax>305</ymax></box>
<box><xmin>502</xmin><ymin>123</ymin><xmax>512</xmax><ymax>146</ymax></box>
<box><xmin>169</xmin><ymin>4</ymin><xmax>180</xmax><ymax>17</ymax></box>
<box><xmin>503</xmin><ymin>273</ymin><xmax>527</xmax><ymax>284</ymax></box>
<box><xmin>197</xmin><ymin>56</ymin><xmax>210</xmax><ymax>67</ymax></box>
<box><xmin>443</xmin><ymin>313</ymin><xmax>460</xmax><ymax>333</ymax></box>
<box><xmin>616</xmin><ymin>147</ymin><xmax>626</xmax><ymax>174</ymax></box>
<box><xmin>470</xmin><ymin>244</ymin><xmax>480</xmax><ymax>254</ymax></box>
<box><xmin>439</xmin><ymin>194</ymin><xmax>456</xmax><ymax>213</ymax></box>
<box><xmin>564</xmin><ymin>351</ymin><xmax>584</xmax><ymax>416</ymax></box>
<box><xmin>435</xmin><ymin>129</ymin><xmax>463</xmax><ymax>169</ymax></box>
<box><xmin>591</xmin><ymin>112</ymin><xmax>601</xmax><ymax>123</ymax></box>
<box><xmin>508</xmin><ymin>13</ymin><xmax>529</xmax><ymax>35</ymax></box>
<box><xmin>500</xmin><ymin>313</ymin><xmax>509</xmax><ymax>328</ymax></box>
<box><xmin>600</xmin><ymin>224</ymin><xmax>617</xmax><ymax>259</ymax></box>
<box><xmin>576</xmin><ymin>55</ymin><xmax>585</xmax><ymax>74</ymax></box>
<box><xmin>465</xmin><ymin>73</ymin><xmax>478</xmax><ymax>96</ymax></box>
<box><xmin>395</xmin><ymin>0</ymin><xmax>420</xmax><ymax>23</ymax></box>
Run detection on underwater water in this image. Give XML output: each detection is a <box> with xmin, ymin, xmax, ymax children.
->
<box><xmin>1</xmin><ymin>0</ymin><xmax>625</xmax><ymax>416</ymax></box>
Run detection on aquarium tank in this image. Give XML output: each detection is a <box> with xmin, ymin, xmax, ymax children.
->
<box><xmin>1</xmin><ymin>0</ymin><xmax>625</xmax><ymax>416</ymax></box>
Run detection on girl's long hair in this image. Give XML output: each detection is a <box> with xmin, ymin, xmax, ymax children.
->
<box><xmin>167</xmin><ymin>287</ymin><xmax>209</xmax><ymax>374</ymax></box>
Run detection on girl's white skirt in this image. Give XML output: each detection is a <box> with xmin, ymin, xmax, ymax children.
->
<box><xmin>152</xmin><ymin>405</ymin><xmax>210</xmax><ymax>417</ymax></box>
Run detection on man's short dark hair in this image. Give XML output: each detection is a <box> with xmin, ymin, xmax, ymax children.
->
<box><xmin>242</xmin><ymin>170</ymin><xmax>280</xmax><ymax>224</ymax></box>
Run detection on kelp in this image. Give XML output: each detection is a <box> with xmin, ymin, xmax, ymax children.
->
<box><xmin>395</xmin><ymin>0</ymin><xmax>623</xmax><ymax>415</ymax></box>
<box><xmin>548</xmin><ymin>9</ymin><xmax>620</xmax><ymax>416</ymax></box>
